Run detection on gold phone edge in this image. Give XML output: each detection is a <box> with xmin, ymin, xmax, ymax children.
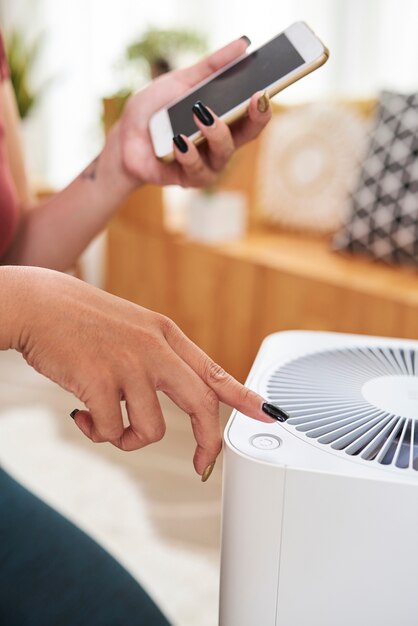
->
<box><xmin>158</xmin><ymin>47</ymin><xmax>330</xmax><ymax>164</ymax></box>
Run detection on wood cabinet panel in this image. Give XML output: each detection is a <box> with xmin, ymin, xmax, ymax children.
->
<box><xmin>107</xmin><ymin>219</ymin><xmax>418</xmax><ymax>382</ymax></box>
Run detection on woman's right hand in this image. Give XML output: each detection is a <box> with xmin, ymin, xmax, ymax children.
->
<box><xmin>7</xmin><ymin>267</ymin><xmax>273</xmax><ymax>477</ymax></box>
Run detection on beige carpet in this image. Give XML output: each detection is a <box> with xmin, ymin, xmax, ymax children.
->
<box><xmin>0</xmin><ymin>349</ymin><xmax>230</xmax><ymax>626</ymax></box>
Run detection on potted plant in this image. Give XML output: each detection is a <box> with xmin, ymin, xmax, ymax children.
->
<box><xmin>4</xmin><ymin>28</ymin><xmax>52</xmax><ymax>186</ymax></box>
<box><xmin>103</xmin><ymin>26</ymin><xmax>207</xmax><ymax>132</ymax></box>
<box><xmin>126</xmin><ymin>26</ymin><xmax>207</xmax><ymax>81</ymax></box>
<box><xmin>5</xmin><ymin>29</ymin><xmax>42</xmax><ymax>119</ymax></box>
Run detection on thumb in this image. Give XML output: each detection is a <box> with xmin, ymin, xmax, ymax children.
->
<box><xmin>178</xmin><ymin>36</ymin><xmax>250</xmax><ymax>87</ymax></box>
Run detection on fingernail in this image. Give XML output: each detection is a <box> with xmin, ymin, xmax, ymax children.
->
<box><xmin>262</xmin><ymin>402</ymin><xmax>289</xmax><ymax>422</ymax></box>
<box><xmin>240</xmin><ymin>35</ymin><xmax>251</xmax><ymax>47</ymax></box>
<box><xmin>201</xmin><ymin>461</ymin><xmax>216</xmax><ymax>482</ymax></box>
<box><xmin>173</xmin><ymin>134</ymin><xmax>188</xmax><ymax>153</ymax></box>
<box><xmin>70</xmin><ymin>408</ymin><xmax>79</xmax><ymax>419</ymax></box>
<box><xmin>192</xmin><ymin>101</ymin><xmax>215</xmax><ymax>127</ymax></box>
<box><xmin>257</xmin><ymin>91</ymin><xmax>270</xmax><ymax>114</ymax></box>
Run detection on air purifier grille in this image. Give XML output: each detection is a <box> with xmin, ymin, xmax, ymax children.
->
<box><xmin>266</xmin><ymin>346</ymin><xmax>418</xmax><ymax>472</ymax></box>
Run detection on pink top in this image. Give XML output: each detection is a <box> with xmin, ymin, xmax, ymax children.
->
<box><xmin>0</xmin><ymin>31</ymin><xmax>19</xmax><ymax>259</ymax></box>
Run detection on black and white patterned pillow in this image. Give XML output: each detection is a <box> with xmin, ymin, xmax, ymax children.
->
<box><xmin>333</xmin><ymin>91</ymin><xmax>418</xmax><ymax>265</ymax></box>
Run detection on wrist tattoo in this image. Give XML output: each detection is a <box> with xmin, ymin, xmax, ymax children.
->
<box><xmin>81</xmin><ymin>155</ymin><xmax>100</xmax><ymax>181</ymax></box>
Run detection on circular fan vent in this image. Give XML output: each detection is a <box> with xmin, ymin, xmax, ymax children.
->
<box><xmin>266</xmin><ymin>346</ymin><xmax>418</xmax><ymax>472</ymax></box>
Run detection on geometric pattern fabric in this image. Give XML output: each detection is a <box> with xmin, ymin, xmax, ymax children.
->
<box><xmin>333</xmin><ymin>91</ymin><xmax>418</xmax><ymax>265</ymax></box>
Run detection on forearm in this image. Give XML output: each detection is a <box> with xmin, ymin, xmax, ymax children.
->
<box><xmin>0</xmin><ymin>265</ymin><xmax>34</xmax><ymax>351</ymax></box>
<box><xmin>3</xmin><ymin>126</ymin><xmax>138</xmax><ymax>271</ymax></box>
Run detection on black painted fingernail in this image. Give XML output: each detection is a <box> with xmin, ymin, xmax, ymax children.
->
<box><xmin>240</xmin><ymin>35</ymin><xmax>251</xmax><ymax>47</ymax></box>
<box><xmin>192</xmin><ymin>101</ymin><xmax>215</xmax><ymax>126</ymax></box>
<box><xmin>262</xmin><ymin>402</ymin><xmax>289</xmax><ymax>422</ymax></box>
<box><xmin>173</xmin><ymin>134</ymin><xmax>188</xmax><ymax>153</ymax></box>
<box><xmin>70</xmin><ymin>408</ymin><xmax>79</xmax><ymax>419</ymax></box>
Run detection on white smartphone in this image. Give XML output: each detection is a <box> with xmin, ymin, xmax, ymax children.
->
<box><xmin>149</xmin><ymin>21</ymin><xmax>329</xmax><ymax>162</ymax></box>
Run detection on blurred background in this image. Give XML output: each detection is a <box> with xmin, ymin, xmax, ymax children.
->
<box><xmin>1</xmin><ymin>2</ymin><xmax>418</xmax><ymax>625</ymax></box>
<box><xmin>2</xmin><ymin>0</ymin><xmax>418</xmax><ymax>186</ymax></box>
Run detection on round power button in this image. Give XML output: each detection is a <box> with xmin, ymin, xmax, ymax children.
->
<box><xmin>250</xmin><ymin>434</ymin><xmax>281</xmax><ymax>450</ymax></box>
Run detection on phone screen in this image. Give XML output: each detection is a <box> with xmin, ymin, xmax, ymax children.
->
<box><xmin>168</xmin><ymin>33</ymin><xmax>304</xmax><ymax>137</ymax></box>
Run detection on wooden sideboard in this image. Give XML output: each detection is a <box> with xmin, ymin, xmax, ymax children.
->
<box><xmin>105</xmin><ymin>99</ymin><xmax>418</xmax><ymax>382</ymax></box>
<box><xmin>106</xmin><ymin>199</ymin><xmax>418</xmax><ymax>382</ymax></box>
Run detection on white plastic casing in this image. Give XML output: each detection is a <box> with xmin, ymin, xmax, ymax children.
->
<box><xmin>219</xmin><ymin>331</ymin><xmax>418</xmax><ymax>626</ymax></box>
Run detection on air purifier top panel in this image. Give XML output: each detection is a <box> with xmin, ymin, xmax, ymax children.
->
<box><xmin>225</xmin><ymin>331</ymin><xmax>418</xmax><ymax>482</ymax></box>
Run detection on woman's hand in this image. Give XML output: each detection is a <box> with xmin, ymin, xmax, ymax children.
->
<box><xmin>115</xmin><ymin>36</ymin><xmax>272</xmax><ymax>189</ymax></box>
<box><xmin>8</xmin><ymin>267</ymin><xmax>273</xmax><ymax>477</ymax></box>
<box><xmin>2</xmin><ymin>38</ymin><xmax>271</xmax><ymax>271</ymax></box>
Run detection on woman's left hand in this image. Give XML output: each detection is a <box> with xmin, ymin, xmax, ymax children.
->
<box><xmin>115</xmin><ymin>36</ymin><xmax>272</xmax><ymax>190</ymax></box>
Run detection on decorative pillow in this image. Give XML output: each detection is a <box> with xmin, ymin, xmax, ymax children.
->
<box><xmin>255</xmin><ymin>103</ymin><xmax>370</xmax><ymax>232</ymax></box>
<box><xmin>333</xmin><ymin>91</ymin><xmax>418</xmax><ymax>265</ymax></box>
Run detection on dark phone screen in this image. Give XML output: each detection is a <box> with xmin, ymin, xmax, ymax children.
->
<box><xmin>168</xmin><ymin>33</ymin><xmax>304</xmax><ymax>137</ymax></box>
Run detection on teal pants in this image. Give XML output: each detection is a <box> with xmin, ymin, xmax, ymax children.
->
<box><xmin>0</xmin><ymin>468</ymin><xmax>172</xmax><ymax>626</ymax></box>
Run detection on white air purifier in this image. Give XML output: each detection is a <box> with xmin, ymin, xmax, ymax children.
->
<box><xmin>219</xmin><ymin>331</ymin><xmax>418</xmax><ymax>626</ymax></box>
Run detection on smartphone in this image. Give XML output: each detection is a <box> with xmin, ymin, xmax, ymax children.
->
<box><xmin>149</xmin><ymin>21</ymin><xmax>329</xmax><ymax>162</ymax></box>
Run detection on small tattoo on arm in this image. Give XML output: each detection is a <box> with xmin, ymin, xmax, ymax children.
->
<box><xmin>81</xmin><ymin>155</ymin><xmax>100</xmax><ymax>181</ymax></box>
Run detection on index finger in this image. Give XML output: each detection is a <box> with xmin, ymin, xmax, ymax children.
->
<box><xmin>161</xmin><ymin>319</ymin><xmax>275</xmax><ymax>423</ymax></box>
